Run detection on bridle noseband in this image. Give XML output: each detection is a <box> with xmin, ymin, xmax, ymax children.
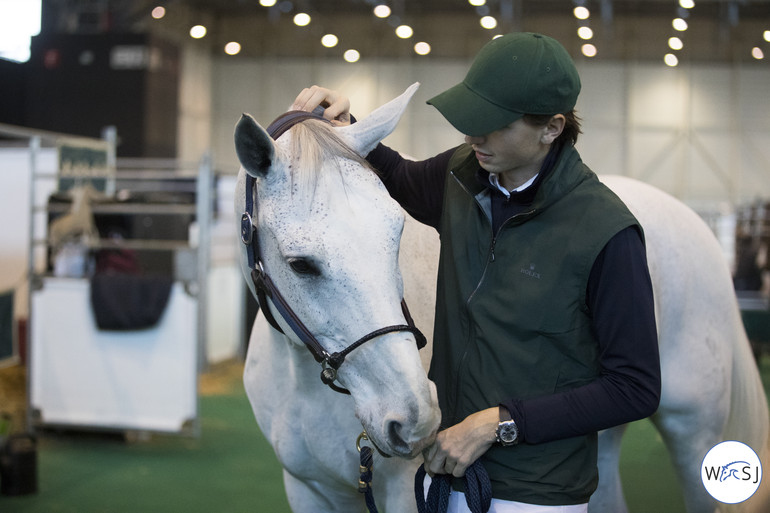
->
<box><xmin>240</xmin><ymin>109</ymin><xmax>427</xmax><ymax>395</ymax></box>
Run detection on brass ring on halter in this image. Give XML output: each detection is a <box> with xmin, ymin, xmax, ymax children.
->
<box><xmin>356</xmin><ymin>430</ymin><xmax>369</xmax><ymax>453</ymax></box>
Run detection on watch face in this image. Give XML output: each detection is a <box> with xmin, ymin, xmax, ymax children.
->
<box><xmin>498</xmin><ymin>421</ymin><xmax>518</xmax><ymax>444</ymax></box>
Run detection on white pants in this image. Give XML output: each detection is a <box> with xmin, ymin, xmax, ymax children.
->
<box><xmin>423</xmin><ymin>475</ymin><xmax>589</xmax><ymax>513</ymax></box>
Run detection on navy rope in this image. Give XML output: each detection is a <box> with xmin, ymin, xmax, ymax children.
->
<box><xmin>359</xmin><ymin>446</ymin><xmax>379</xmax><ymax>513</ymax></box>
<box><xmin>414</xmin><ymin>461</ymin><xmax>492</xmax><ymax>513</ymax></box>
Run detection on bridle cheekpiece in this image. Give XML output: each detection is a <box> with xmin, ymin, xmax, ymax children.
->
<box><xmin>240</xmin><ymin>109</ymin><xmax>426</xmax><ymax>395</ymax></box>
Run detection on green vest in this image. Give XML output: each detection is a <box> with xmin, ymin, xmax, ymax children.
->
<box><xmin>431</xmin><ymin>143</ymin><xmax>640</xmax><ymax>505</ymax></box>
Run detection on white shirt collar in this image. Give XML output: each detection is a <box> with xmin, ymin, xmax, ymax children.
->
<box><xmin>488</xmin><ymin>173</ymin><xmax>539</xmax><ymax>198</ymax></box>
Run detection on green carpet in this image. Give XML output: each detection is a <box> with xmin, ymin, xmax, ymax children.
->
<box><xmin>2</xmin><ymin>355</ymin><xmax>769</xmax><ymax>513</ymax></box>
<box><xmin>620</xmin><ymin>418</ymin><xmax>685</xmax><ymax>512</ymax></box>
<box><xmin>1</xmin><ymin>392</ymin><xmax>291</xmax><ymax>513</ymax></box>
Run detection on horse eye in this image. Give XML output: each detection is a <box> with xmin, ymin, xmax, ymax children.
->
<box><xmin>288</xmin><ymin>258</ymin><xmax>318</xmax><ymax>275</ymax></box>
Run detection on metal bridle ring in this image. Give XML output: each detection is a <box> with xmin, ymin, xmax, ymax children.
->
<box><xmin>356</xmin><ymin>429</ymin><xmax>391</xmax><ymax>459</ymax></box>
<box><xmin>356</xmin><ymin>430</ymin><xmax>369</xmax><ymax>453</ymax></box>
<box><xmin>320</xmin><ymin>361</ymin><xmax>338</xmax><ymax>385</ymax></box>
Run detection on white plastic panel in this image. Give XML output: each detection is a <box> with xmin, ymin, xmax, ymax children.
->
<box><xmin>30</xmin><ymin>278</ymin><xmax>197</xmax><ymax>432</ymax></box>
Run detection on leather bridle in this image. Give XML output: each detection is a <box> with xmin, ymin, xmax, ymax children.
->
<box><xmin>240</xmin><ymin>110</ymin><xmax>427</xmax><ymax>395</ymax></box>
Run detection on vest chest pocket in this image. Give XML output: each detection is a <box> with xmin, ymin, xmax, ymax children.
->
<box><xmin>476</xmin><ymin>254</ymin><xmax>585</xmax><ymax>336</ymax></box>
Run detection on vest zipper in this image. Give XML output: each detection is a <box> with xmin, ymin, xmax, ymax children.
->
<box><xmin>450</xmin><ymin>172</ymin><xmax>497</xmax><ymax>305</ymax></box>
<box><xmin>488</xmin><ymin>209</ymin><xmax>536</xmax><ymax>263</ymax></box>
<box><xmin>450</xmin><ymin>171</ymin><xmax>538</xmax><ymax>422</ymax></box>
<box><xmin>459</xmin><ymin>208</ymin><xmax>536</xmax><ymax>423</ymax></box>
<box><xmin>447</xmin><ymin>171</ymin><xmax>491</xmax><ymax>423</ymax></box>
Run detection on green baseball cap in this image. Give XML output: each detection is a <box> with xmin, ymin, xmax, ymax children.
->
<box><xmin>427</xmin><ymin>32</ymin><xmax>581</xmax><ymax>137</ymax></box>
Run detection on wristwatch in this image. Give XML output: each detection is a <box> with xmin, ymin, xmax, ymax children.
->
<box><xmin>495</xmin><ymin>406</ymin><xmax>520</xmax><ymax>446</ymax></box>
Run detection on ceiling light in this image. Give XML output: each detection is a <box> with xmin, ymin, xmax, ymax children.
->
<box><xmin>664</xmin><ymin>53</ymin><xmax>679</xmax><ymax>67</ymax></box>
<box><xmin>321</xmin><ymin>34</ymin><xmax>338</xmax><ymax>48</ymax></box>
<box><xmin>469</xmin><ymin>0</ymin><xmax>486</xmax><ymax>6</ymax></box>
<box><xmin>151</xmin><ymin>6</ymin><xmax>165</xmax><ymax>19</ymax></box>
<box><xmin>577</xmin><ymin>26</ymin><xmax>593</xmax><ymax>40</ymax></box>
<box><xmin>581</xmin><ymin>43</ymin><xmax>597</xmax><ymax>57</ymax></box>
<box><xmin>480</xmin><ymin>16</ymin><xmax>497</xmax><ymax>30</ymax></box>
<box><xmin>293</xmin><ymin>13</ymin><xmax>311</xmax><ymax>26</ymax></box>
<box><xmin>343</xmin><ymin>49</ymin><xmax>360</xmax><ymax>63</ymax></box>
<box><xmin>668</xmin><ymin>37</ymin><xmax>683</xmax><ymax>50</ymax></box>
<box><xmin>373</xmin><ymin>5</ymin><xmax>391</xmax><ymax>18</ymax></box>
<box><xmin>224</xmin><ymin>42</ymin><xmax>241</xmax><ymax>55</ymax></box>
<box><xmin>414</xmin><ymin>42</ymin><xmax>431</xmax><ymax>55</ymax></box>
<box><xmin>259</xmin><ymin>0</ymin><xmax>277</xmax><ymax>6</ymax></box>
<box><xmin>395</xmin><ymin>25</ymin><xmax>413</xmax><ymax>38</ymax></box>
<box><xmin>672</xmin><ymin>18</ymin><xmax>688</xmax><ymax>31</ymax></box>
<box><xmin>752</xmin><ymin>47</ymin><xmax>764</xmax><ymax>60</ymax></box>
<box><xmin>679</xmin><ymin>0</ymin><xmax>695</xmax><ymax>8</ymax></box>
<box><xmin>574</xmin><ymin>7</ymin><xmax>590</xmax><ymax>20</ymax></box>
<box><xmin>764</xmin><ymin>30</ymin><xmax>770</xmax><ymax>42</ymax></box>
<box><xmin>189</xmin><ymin>25</ymin><xmax>207</xmax><ymax>39</ymax></box>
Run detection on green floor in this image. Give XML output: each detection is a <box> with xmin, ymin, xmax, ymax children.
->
<box><xmin>2</xmin><ymin>355</ymin><xmax>769</xmax><ymax>513</ymax></box>
<box><xmin>0</xmin><ymin>368</ymin><xmax>292</xmax><ymax>513</ymax></box>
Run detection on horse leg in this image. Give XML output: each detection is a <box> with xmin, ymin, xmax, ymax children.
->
<box><xmin>589</xmin><ymin>424</ymin><xmax>628</xmax><ymax>513</ymax></box>
<box><xmin>283</xmin><ymin>470</ymin><xmax>363</xmax><ymax>513</ymax></box>
<box><xmin>375</xmin><ymin>456</ymin><xmax>421</xmax><ymax>513</ymax></box>
<box><xmin>651</xmin><ymin>409</ymin><xmax>722</xmax><ymax>513</ymax></box>
<box><xmin>649</xmin><ymin>359</ymin><xmax>729</xmax><ymax>513</ymax></box>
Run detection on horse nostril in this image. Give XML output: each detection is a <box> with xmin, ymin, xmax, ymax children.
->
<box><xmin>386</xmin><ymin>420</ymin><xmax>410</xmax><ymax>455</ymax></box>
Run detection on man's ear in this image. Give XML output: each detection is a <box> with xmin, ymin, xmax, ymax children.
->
<box><xmin>542</xmin><ymin>114</ymin><xmax>566</xmax><ymax>144</ymax></box>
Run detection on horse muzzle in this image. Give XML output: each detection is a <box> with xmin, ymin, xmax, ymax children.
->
<box><xmin>364</xmin><ymin>382</ymin><xmax>440</xmax><ymax>459</ymax></box>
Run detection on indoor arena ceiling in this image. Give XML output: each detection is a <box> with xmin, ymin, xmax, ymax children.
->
<box><xmin>51</xmin><ymin>0</ymin><xmax>770</xmax><ymax>63</ymax></box>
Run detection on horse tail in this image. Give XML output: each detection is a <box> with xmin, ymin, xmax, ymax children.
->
<box><xmin>724</xmin><ymin>303</ymin><xmax>770</xmax><ymax>513</ymax></box>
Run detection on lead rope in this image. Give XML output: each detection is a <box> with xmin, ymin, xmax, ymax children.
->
<box><xmin>359</xmin><ymin>446</ymin><xmax>379</xmax><ymax>513</ymax></box>
<box><xmin>357</xmin><ymin>431</ymin><xmax>380</xmax><ymax>513</ymax></box>
<box><xmin>414</xmin><ymin>460</ymin><xmax>492</xmax><ymax>513</ymax></box>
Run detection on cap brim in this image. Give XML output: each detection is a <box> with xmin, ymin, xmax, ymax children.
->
<box><xmin>427</xmin><ymin>82</ymin><xmax>524</xmax><ymax>137</ymax></box>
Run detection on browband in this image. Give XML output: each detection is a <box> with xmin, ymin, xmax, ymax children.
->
<box><xmin>266</xmin><ymin>106</ymin><xmax>329</xmax><ymax>139</ymax></box>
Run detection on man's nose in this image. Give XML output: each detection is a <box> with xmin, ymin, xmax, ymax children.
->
<box><xmin>465</xmin><ymin>134</ymin><xmax>485</xmax><ymax>145</ymax></box>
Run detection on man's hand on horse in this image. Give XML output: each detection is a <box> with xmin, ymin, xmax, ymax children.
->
<box><xmin>292</xmin><ymin>86</ymin><xmax>351</xmax><ymax>126</ymax></box>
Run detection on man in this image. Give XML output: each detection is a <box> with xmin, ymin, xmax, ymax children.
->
<box><xmin>293</xmin><ymin>32</ymin><xmax>661</xmax><ymax>512</ymax></box>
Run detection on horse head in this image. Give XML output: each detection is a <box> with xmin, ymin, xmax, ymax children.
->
<box><xmin>234</xmin><ymin>83</ymin><xmax>440</xmax><ymax>458</ymax></box>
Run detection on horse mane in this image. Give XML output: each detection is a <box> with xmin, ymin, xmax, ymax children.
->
<box><xmin>285</xmin><ymin>120</ymin><xmax>373</xmax><ymax>199</ymax></box>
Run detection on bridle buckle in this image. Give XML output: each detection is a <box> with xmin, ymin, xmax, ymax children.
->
<box><xmin>240</xmin><ymin>212</ymin><xmax>254</xmax><ymax>245</ymax></box>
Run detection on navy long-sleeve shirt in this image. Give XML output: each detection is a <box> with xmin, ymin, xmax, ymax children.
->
<box><xmin>367</xmin><ymin>142</ymin><xmax>661</xmax><ymax>444</ymax></box>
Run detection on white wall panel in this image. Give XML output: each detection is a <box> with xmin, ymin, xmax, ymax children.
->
<box><xmin>741</xmin><ymin>132</ymin><xmax>770</xmax><ymax>197</ymax></box>
<box><xmin>30</xmin><ymin>279</ymin><xmax>198</xmax><ymax>432</ymax></box>
<box><xmin>576</xmin><ymin>63</ymin><xmax>628</xmax><ymax>125</ymax></box>
<box><xmin>0</xmin><ymin>146</ymin><xmax>58</xmax><ymax>319</ymax></box>
<box><xmin>209</xmin><ymin>57</ymin><xmax>770</xmax><ymax>211</ymax></box>
<box><xmin>628</xmin><ymin>65</ymin><xmax>689</xmax><ymax>129</ymax></box>
<box><xmin>177</xmin><ymin>44</ymin><xmax>213</xmax><ymax>164</ymax></box>
<box><xmin>628</xmin><ymin>128</ymin><xmax>686</xmax><ymax>194</ymax></box>
<box><xmin>737</xmin><ymin>68</ymin><xmax>770</xmax><ymax>130</ymax></box>
<box><xmin>689</xmin><ymin>67</ymin><xmax>735</xmax><ymax>128</ymax></box>
<box><xmin>580</xmin><ymin>127</ymin><xmax>626</xmax><ymax>178</ymax></box>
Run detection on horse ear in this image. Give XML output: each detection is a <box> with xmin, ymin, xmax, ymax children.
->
<box><xmin>336</xmin><ymin>82</ymin><xmax>419</xmax><ymax>157</ymax></box>
<box><xmin>234</xmin><ymin>113</ymin><xmax>275</xmax><ymax>178</ymax></box>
